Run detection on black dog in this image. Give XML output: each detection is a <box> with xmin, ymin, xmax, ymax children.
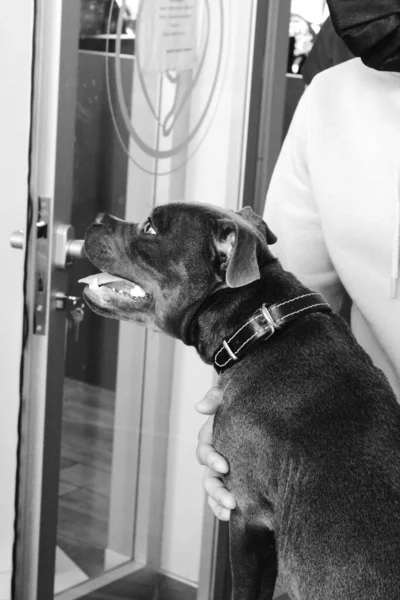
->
<box><xmin>80</xmin><ymin>203</ymin><xmax>400</xmax><ymax>600</ymax></box>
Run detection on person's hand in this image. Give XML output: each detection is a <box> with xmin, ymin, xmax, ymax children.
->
<box><xmin>196</xmin><ymin>386</ymin><xmax>237</xmax><ymax>520</ymax></box>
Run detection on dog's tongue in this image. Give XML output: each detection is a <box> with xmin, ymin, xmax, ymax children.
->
<box><xmin>78</xmin><ymin>272</ymin><xmax>147</xmax><ymax>298</ymax></box>
<box><xmin>78</xmin><ymin>273</ymin><xmax>122</xmax><ymax>285</ymax></box>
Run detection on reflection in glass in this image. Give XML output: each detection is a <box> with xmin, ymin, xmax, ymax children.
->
<box><xmin>287</xmin><ymin>0</ymin><xmax>328</xmax><ymax>75</ymax></box>
<box><xmin>51</xmin><ymin>0</ymin><xmax>248</xmax><ymax>597</ymax></box>
<box><xmin>55</xmin><ymin>1</ymin><xmax>134</xmax><ymax>590</ymax></box>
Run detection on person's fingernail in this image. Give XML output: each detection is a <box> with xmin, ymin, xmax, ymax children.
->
<box><xmin>212</xmin><ymin>459</ymin><xmax>227</xmax><ymax>472</ymax></box>
<box><xmin>195</xmin><ymin>401</ymin><xmax>207</xmax><ymax>411</ymax></box>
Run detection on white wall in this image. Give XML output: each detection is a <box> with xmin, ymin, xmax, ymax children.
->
<box><xmin>0</xmin><ymin>2</ymin><xmax>34</xmax><ymax>598</ymax></box>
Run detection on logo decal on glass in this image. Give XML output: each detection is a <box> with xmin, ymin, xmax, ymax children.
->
<box><xmin>106</xmin><ymin>0</ymin><xmax>229</xmax><ymax>175</ymax></box>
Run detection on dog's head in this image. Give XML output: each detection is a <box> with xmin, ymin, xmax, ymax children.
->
<box><xmin>81</xmin><ymin>202</ymin><xmax>277</xmax><ymax>336</ymax></box>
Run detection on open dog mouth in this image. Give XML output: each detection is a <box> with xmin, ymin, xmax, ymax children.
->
<box><xmin>78</xmin><ymin>272</ymin><xmax>147</xmax><ymax>302</ymax></box>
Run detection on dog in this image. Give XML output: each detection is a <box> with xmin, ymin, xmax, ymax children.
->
<box><xmin>80</xmin><ymin>203</ymin><xmax>400</xmax><ymax>600</ymax></box>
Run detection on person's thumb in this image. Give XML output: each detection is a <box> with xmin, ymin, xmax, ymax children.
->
<box><xmin>195</xmin><ymin>386</ymin><xmax>223</xmax><ymax>415</ymax></box>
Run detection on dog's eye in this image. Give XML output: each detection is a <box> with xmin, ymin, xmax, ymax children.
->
<box><xmin>143</xmin><ymin>219</ymin><xmax>156</xmax><ymax>235</ymax></box>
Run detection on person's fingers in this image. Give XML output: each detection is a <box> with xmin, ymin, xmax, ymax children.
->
<box><xmin>197</xmin><ymin>415</ymin><xmax>214</xmax><ymax>447</ymax></box>
<box><xmin>195</xmin><ymin>386</ymin><xmax>236</xmax><ymax>521</ymax></box>
<box><xmin>197</xmin><ymin>445</ymin><xmax>229</xmax><ymax>474</ymax></box>
<box><xmin>202</xmin><ymin>468</ymin><xmax>237</xmax><ymax>510</ymax></box>
<box><xmin>195</xmin><ymin>386</ymin><xmax>224</xmax><ymax>415</ymax></box>
<box><xmin>207</xmin><ymin>495</ymin><xmax>232</xmax><ymax>521</ymax></box>
<box><xmin>196</xmin><ymin>418</ymin><xmax>229</xmax><ymax>473</ymax></box>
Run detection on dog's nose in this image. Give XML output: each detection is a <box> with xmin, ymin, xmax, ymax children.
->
<box><xmin>92</xmin><ymin>212</ymin><xmax>122</xmax><ymax>232</ymax></box>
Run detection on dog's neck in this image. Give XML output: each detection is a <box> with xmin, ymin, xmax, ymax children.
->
<box><xmin>182</xmin><ymin>260</ymin><xmax>311</xmax><ymax>365</ymax></box>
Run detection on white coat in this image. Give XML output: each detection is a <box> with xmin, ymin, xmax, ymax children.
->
<box><xmin>265</xmin><ymin>58</ymin><xmax>400</xmax><ymax>399</ymax></box>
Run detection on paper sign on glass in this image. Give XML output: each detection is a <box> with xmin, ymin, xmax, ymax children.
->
<box><xmin>138</xmin><ymin>0</ymin><xmax>201</xmax><ymax>73</ymax></box>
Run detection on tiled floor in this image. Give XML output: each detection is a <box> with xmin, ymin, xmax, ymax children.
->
<box><xmin>84</xmin><ymin>569</ymin><xmax>197</xmax><ymax>600</ymax></box>
<box><xmin>56</xmin><ymin>378</ymin><xmax>291</xmax><ymax>599</ymax></box>
<box><xmin>54</xmin><ymin>546</ymin><xmax>88</xmax><ymax>594</ymax></box>
<box><xmin>57</xmin><ymin>377</ymin><xmax>115</xmax><ymax>577</ymax></box>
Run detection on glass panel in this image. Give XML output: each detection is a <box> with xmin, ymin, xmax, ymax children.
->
<box><xmin>55</xmin><ymin>2</ymin><xmax>136</xmax><ymax>591</ymax></box>
<box><xmin>288</xmin><ymin>0</ymin><xmax>328</xmax><ymax>76</ymax></box>
<box><xmin>283</xmin><ymin>0</ymin><xmax>328</xmax><ymax>141</ymax></box>
<box><xmin>52</xmin><ymin>0</ymin><xmax>257</xmax><ymax>597</ymax></box>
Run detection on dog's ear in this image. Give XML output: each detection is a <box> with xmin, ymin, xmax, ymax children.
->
<box><xmin>236</xmin><ymin>206</ymin><xmax>277</xmax><ymax>245</ymax></box>
<box><xmin>214</xmin><ymin>217</ymin><xmax>261</xmax><ymax>288</ymax></box>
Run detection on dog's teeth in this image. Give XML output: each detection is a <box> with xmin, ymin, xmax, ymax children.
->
<box><xmin>112</xmin><ymin>288</ymin><xmax>116</xmax><ymax>292</ymax></box>
<box><xmin>89</xmin><ymin>277</ymin><xmax>99</xmax><ymax>290</ymax></box>
<box><xmin>119</xmin><ymin>290</ymin><xmax>124</xmax><ymax>295</ymax></box>
<box><xmin>130</xmin><ymin>285</ymin><xmax>146</xmax><ymax>298</ymax></box>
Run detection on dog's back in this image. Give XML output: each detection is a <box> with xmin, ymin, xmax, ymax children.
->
<box><xmin>214</xmin><ymin>294</ymin><xmax>400</xmax><ymax>599</ymax></box>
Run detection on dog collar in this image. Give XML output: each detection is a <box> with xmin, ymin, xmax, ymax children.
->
<box><xmin>213</xmin><ymin>292</ymin><xmax>331</xmax><ymax>373</ymax></box>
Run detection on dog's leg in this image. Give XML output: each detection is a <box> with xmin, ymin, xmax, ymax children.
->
<box><xmin>230</xmin><ymin>510</ymin><xmax>277</xmax><ymax>600</ymax></box>
<box><xmin>258</xmin><ymin>537</ymin><xmax>279</xmax><ymax>600</ymax></box>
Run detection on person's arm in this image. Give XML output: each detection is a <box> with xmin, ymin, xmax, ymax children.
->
<box><xmin>265</xmin><ymin>86</ymin><xmax>346</xmax><ymax>312</ymax></box>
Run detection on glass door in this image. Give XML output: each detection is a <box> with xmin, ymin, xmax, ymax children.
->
<box><xmin>13</xmin><ymin>0</ymin><xmax>259</xmax><ymax>598</ymax></box>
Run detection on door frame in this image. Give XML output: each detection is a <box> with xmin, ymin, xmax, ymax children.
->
<box><xmin>243</xmin><ymin>0</ymin><xmax>291</xmax><ymax>216</ymax></box>
<box><xmin>13</xmin><ymin>0</ymin><xmax>284</xmax><ymax>598</ymax></box>
<box><xmin>13</xmin><ymin>1</ymin><xmax>226</xmax><ymax>598</ymax></box>
<box><xmin>13</xmin><ymin>0</ymin><xmax>81</xmax><ymax>597</ymax></box>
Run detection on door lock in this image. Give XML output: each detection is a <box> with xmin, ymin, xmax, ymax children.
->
<box><xmin>10</xmin><ymin>224</ymin><xmax>85</xmax><ymax>268</ymax></box>
<box><xmin>55</xmin><ymin>293</ymin><xmax>86</xmax><ymax>343</ymax></box>
<box><xmin>54</xmin><ymin>224</ymin><xmax>85</xmax><ymax>268</ymax></box>
<box><xmin>55</xmin><ymin>293</ymin><xmax>83</xmax><ymax>310</ymax></box>
<box><xmin>10</xmin><ymin>198</ymin><xmax>86</xmax><ymax>335</ymax></box>
<box><xmin>10</xmin><ymin>230</ymin><xmax>25</xmax><ymax>250</ymax></box>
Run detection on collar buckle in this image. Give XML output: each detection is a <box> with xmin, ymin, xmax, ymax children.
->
<box><xmin>260</xmin><ymin>304</ymin><xmax>280</xmax><ymax>338</ymax></box>
<box><xmin>222</xmin><ymin>339</ymin><xmax>239</xmax><ymax>362</ymax></box>
<box><xmin>220</xmin><ymin>306</ymin><xmax>277</xmax><ymax>362</ymax></box>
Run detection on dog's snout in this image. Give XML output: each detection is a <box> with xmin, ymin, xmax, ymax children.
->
<box><xmin>92</xmin><ymin>213</ymin><xmax>120</xmax><ymax>231</ymax></box>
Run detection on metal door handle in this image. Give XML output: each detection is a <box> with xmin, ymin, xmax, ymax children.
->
<box><xmin>10</xmin><ymin>224</ymin><xmax>85</xmax><ymax>268</ymax></box>
<box><xmin>66</xmin><ymin>238</ymin><xmax>85</xmax><ymax>260</ymax></box>
<box><xmin>10</xmin><ymin>230</ymin><xmax>24</xmax><ymax>250</ymax></box>
<box><xmin>54</xmin><ymin>225</ymin><xmax>85</xmax><ymax>267</ymax></box>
